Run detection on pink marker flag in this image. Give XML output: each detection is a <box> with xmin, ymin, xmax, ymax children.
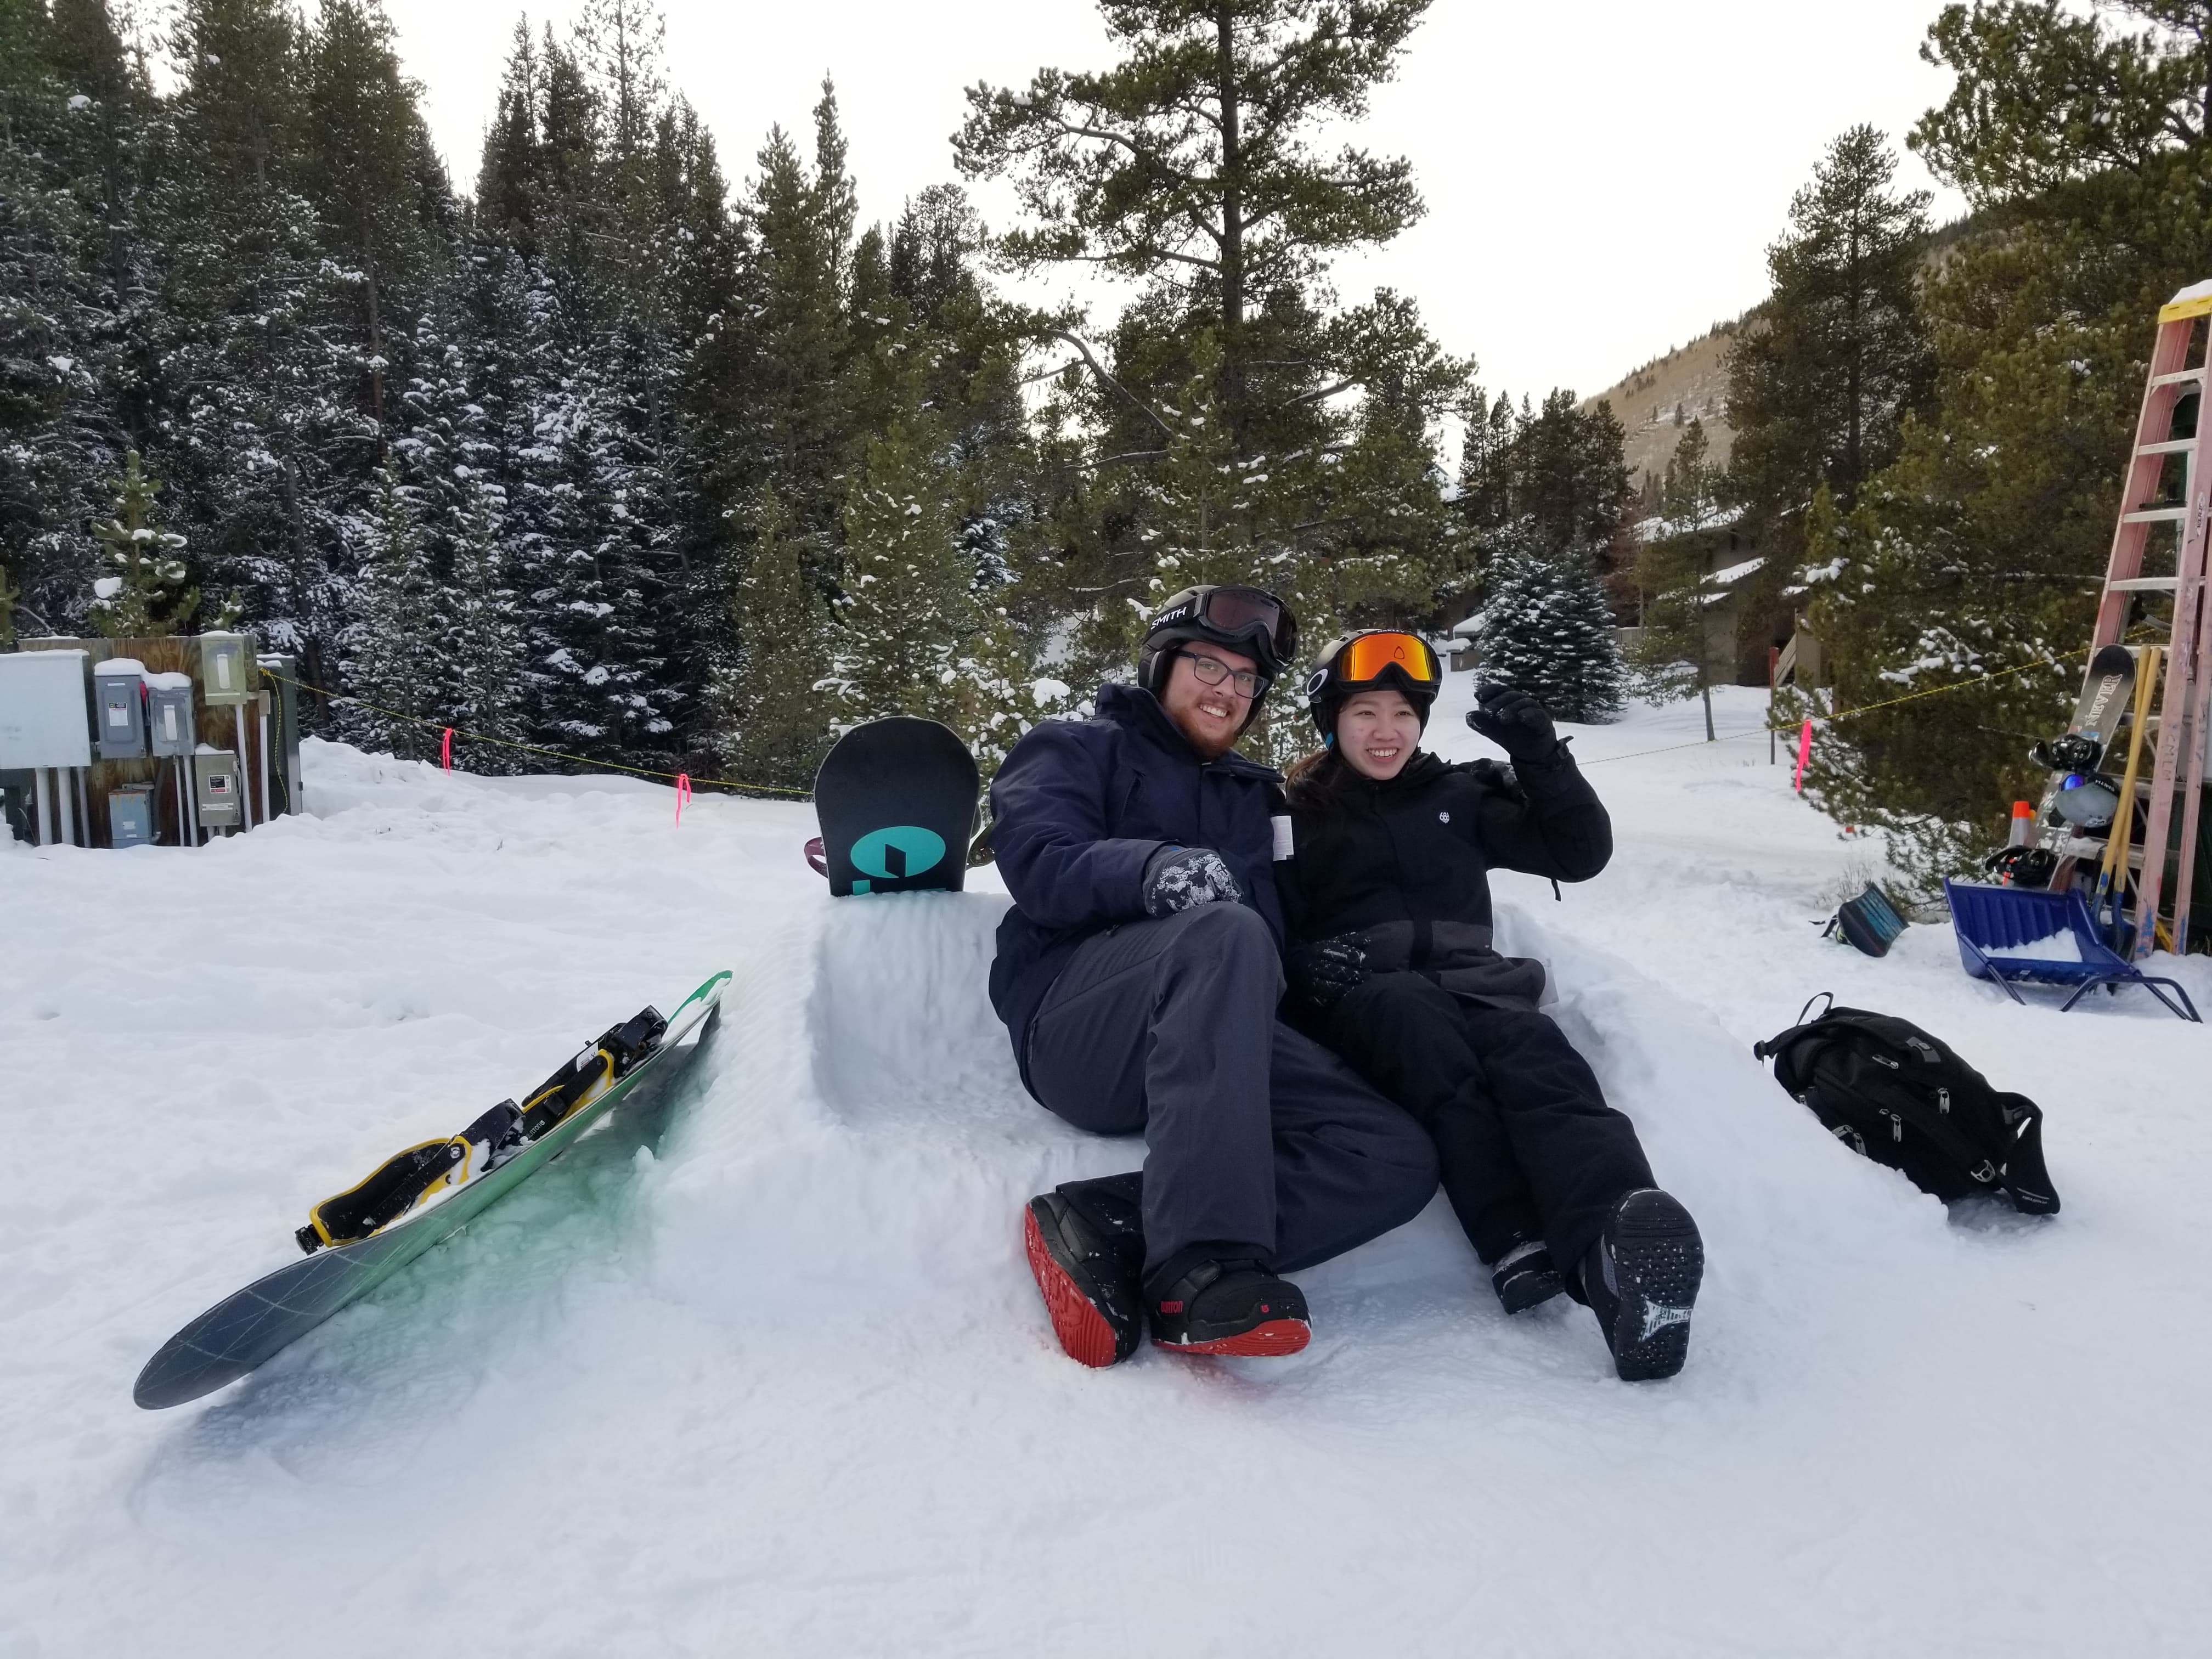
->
<box><xmin>674</xmin><ymin>772</ymin><xmax>693</xmax><ymax>826</ymax></box>
<box><xmin>441</xmin><ymin>727</ymin><xmax>453</xmax><ymax>771</ymax></box>
<box><xmin>1794</xmin><ymin>719</ymin><xmax>1814</xmax><ymax>793</ymax></box>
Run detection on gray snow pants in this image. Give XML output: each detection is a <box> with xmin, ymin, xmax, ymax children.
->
<box><xmin>1024</xmin><ymin>903</ymin><xmax>1441</xmax><ymax>1278</ymax></box>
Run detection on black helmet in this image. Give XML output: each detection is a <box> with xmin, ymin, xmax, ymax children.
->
<box><xmin>1136</xmin><ymin>585</ymin><xmax>1299</xmax><ymax>699</ymax></box>
<box><xmin>1302</xmin><ymin>630</ymin><xmax>1443</xmax><ymax>737</ymax></box>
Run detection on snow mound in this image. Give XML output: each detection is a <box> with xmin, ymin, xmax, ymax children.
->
<box><xmin>7</xmin><ymin>692</ymin><xmax>2211</xmax><ymax>1656</ymax></box>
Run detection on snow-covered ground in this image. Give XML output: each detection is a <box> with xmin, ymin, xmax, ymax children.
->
<box><xmin>4</xmin><ymin>680</ymin><xmax>2208</xmax><ymax>1657</ymax></box>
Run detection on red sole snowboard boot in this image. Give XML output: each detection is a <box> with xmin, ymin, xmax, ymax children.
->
<box><xmin>1147</xmin><ymin>1256</ymin><xmax>1311</xmax><ymax>1358</ymax></box>
<box><xmin>1023</xmin><ymin>1173</ymin><xmax>1145</xmax><ymax>1368</ymax></box>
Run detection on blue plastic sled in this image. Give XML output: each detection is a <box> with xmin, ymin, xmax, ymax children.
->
<box><xmin>1942</xmin><ymin>879</ymin><xmax>2201</xmax><ymax>1023</ymax></box>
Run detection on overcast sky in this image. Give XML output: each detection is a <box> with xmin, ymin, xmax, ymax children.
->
<box><xmin>376</xmin><ymin>0</ymin><xmax>1967</xmax><ymax>405</ymax></box>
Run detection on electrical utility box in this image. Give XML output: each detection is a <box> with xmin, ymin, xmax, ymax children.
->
<box><xmin>146</xmin><ymin>673</ymin><xmax>195</xmax><ymax>758</ymax></box>
<box><xmin>93</xmin><ymin>658</ymin><xmax>149</xmax><ymax>761</ymax></box>
<box><xmin>194</xmin><ymin>749</ymin><xmax>242</xmax><ymax>829</ymax></box>
<box><xmin>0</xmin><ymin>649</ymin><xmax>93</xmax><ymax>769</ymax></box>
<box><xmin>109</xmin><ymin>784</ymin><xmax>155</xmax><ymax>848</ymax></box>
<box><xmin>258</xmin><ymin>653</ymin><xmax>304</xmax><ymax>815</ymax></box>
<box><xmin>198</xmin><ymin>633</ymin><xmax>253</xmax><ymax>707</ymax></box>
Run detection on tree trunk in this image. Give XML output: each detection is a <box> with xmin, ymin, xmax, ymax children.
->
<box><xmin>1215</xmin><ymin>1</ymin><xmax>1246</xmax><ymax>456</ymax></box>
<box><xmin>364</xmin><ymin>247</ymin><xmax>384</xmax><ymax>426</ymax></box>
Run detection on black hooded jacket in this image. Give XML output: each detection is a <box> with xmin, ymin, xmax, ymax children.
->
<box><xmin>1278</xmin><ymin>743</ymin><xmax>1612</xmax><ymax>1009</ymax></box>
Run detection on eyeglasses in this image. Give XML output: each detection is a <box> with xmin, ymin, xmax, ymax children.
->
<box><xmin>1179</xmin><ymin>651</ymin><xmax>1269</xmax><ymax>700</ymax></box>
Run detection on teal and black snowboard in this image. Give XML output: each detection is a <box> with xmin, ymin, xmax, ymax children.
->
<box><xmin>134</xmin><ymin>971</ymin><xmax>731</xmax><ymax>1409</ymax></box>
<box><xmin>809</xmin><ymin>716</ymin><xmax>979</xmax><ymax>896</ymax></box>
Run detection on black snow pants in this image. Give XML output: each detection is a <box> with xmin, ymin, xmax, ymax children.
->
<box><xmin>1318</xmin><ymin>972</ymin><xmax>1655</xmax><ymax>1278</ymax></box>
<box><xmin>1024</xmin><ymin>904</ymin><xmax>1441</xmax><ymax>1280</ymax></box>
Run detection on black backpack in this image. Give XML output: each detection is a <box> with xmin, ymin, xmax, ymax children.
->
<box><xmin>1752</xmin><ymin>996</ymin><xmax>2059</xmax><ymax>1214</ymax></box>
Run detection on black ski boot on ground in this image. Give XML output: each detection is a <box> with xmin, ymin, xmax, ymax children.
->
<box><xmin>1023</xmin><ymin>1172</ymin><xmax>1145</xmax><ymax>1368</ymax></box>
<box><xmin>1490</xmin><ymin>1239</ymin><xmax>1565</xmax><ymax>1314</ymax></box>
<box><xmin>1146</xmin><ymin>1254</ymin><xmax>1311</xmax><ymax>1358</ymax></box>
<box><xmin>1578</xmin><ymin>1189</ymin><xmax>1703</xmax><ymax>1381</ymax></box>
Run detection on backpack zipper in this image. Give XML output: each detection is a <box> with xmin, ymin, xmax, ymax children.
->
<box><xmin>1937</xmin><ymin>1088</ymin><xmax>1950</xmax><ymax>1115</ymax></box>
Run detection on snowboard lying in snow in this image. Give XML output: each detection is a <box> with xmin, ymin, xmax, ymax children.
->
<box><xmin>134</xmin><ymin>970</ymin><xmax>731</xmax><ymax>1410</ymax></box>
<box><xmin>807</xmin><ymin>716</ymin><xmax>980</xmax><ymax>896</ymax></box>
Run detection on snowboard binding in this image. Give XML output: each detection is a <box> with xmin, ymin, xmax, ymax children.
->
<box><xmin>295</xmin><ymin>1007</ymin><xmax>667</xmax><ymax>1254</ymax></box>
<box><xmin>2031</xmin><ymin>732</ymin><xmax>2104</xmax><ymax>774</ymax></box>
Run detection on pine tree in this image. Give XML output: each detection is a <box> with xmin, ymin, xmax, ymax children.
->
<box><xmin>958</xmin><ymin>1</ymin><xmax>1471</xmax><ymax>698</ymax></box>
<box><xmin>1473</xmin><ymin>521</ymin><xmax>1626</xmax><ymax>725</ymax></box>
<box><xmin>1726</xmin><ymin>124</ymin><xmax>1933</xmax><ymax>676</ymax></box>
<box><xmin>443</xmin><ymin>476</ymin><xmax>526</xmax><ymax>770</ymax></box>
<box><xmin>147</xmin><ymin>0</ymin><xmax>349</xmax><ymax>667</ymax></box>
<box><xmin>712</xmin><ymin>487</ymin><xmax>833</xmax><ymax>790</ymax></box>
<box><xmin>831</xmin><ymin>413</ymin><xmax>1043</xmax><ymax>772</ymax></box>
<box><xmin>298</xmin><ymin>0</ymin><xmax>451</xmax><ymax>435</ymax></box>
<box><xmin>0</xmin><ymin>0</ymin><xmax>145</xmax><ymax>639</ymax></box>
<box><xmin>343</xmin><ymin>455</ymin><xmax>444</xmax><ymax>759</ymax></box>
<box><xmin>1728</xmin><ymin>126</ymin><xmax>1932</xmax><ymax>519</ymax></box>
<box><xmin>1786</xmin><ymin>5</ymin><xmax>2212</xmax><ymax>883</ymax></box>
<box><xmin>1628</xmin><ymin>420</ymin><xmax>1729</xmax><ymax>739</ymax></box>
<box><xmin>88</xmin><ymin>449</ymin><xmax>195</xmax><ymax>636</ymax></box>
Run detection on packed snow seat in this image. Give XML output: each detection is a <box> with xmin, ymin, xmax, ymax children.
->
<box><xmin>1942</xmin><ymin>879</ymin><xmax>2199</xmax><ymax>1022</ymax></box>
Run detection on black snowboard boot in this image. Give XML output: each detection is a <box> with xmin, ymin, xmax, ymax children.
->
<box><xmin>1578</xmin><ymin>1189</ymin><xmax>1703</xmax><ymax>1381</ymax></box>
<box><xmin>1490</xmin><ymin>1239</ymin><xmax>1565</xmax><ymax>1314</ymax></box>
<box><xmin>1146</xmin><ymin>1252</ymin><xmax>1311</xmax><ymax>1358</ymax></box>
<box><xmin>1023</xmin><ymin>1172</ymin><xmax>1146</xmax><ymax>1368</ymax></box>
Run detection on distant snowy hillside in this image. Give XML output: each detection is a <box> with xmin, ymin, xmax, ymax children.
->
<box><xmin>4</xmin><ymin>680</ymin><xmax>2208</xmax><ymax>1656</ymax></box>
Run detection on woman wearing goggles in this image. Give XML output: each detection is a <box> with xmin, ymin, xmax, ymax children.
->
<box><xmin>1277</xmin><ymin>632</ymin><xmax>1707</xmax><ymax>1383</ymax></box>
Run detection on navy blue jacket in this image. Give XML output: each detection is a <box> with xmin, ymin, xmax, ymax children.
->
<box><xmin>988</xmin><ymin>682</ymin><xmax>1287</xmax><ymax>1081</ymax></box>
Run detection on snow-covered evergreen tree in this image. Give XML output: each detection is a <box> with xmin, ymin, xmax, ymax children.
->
<box><xmin>342</xmin><ymin>456</ymin><xmax>444</xmax><ymax>760</ymax></box>
<box><xmin>0</xmin><ymin>0</ymin><xmax>145</xmax><ymax>639</ymax></box>
<box><xmin>831</xmin><ymin>415</ymin><xmax>1041</xmax><ymax>772</ymax></box>
<box><xmin>443</xmin><ymin>477</ymin><xmax>526</xmax><ymax>770</ymax></box>
<box><xmin>1474</xmin><ymin>520</ymin><xmax>1627</xmax><ymax>724</ymax></box>
<box><xmin>713</xmin><ymin>487</ymin><xmax>832</xmax><ymax>790</ymax></box>
<box><xmin>88</xmin><ymin>450</ymin><xmax>195</xmax><ymax>637</ymax></box>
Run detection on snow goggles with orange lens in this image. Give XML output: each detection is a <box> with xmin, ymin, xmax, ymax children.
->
<box><xmin>1324</xmin><ymin>630</ymin><xmax>1441</xmax><ymax>691</ymax></box>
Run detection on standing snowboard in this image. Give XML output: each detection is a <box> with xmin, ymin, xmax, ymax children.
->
<box><xmin>810</xmin><ymin>716</ymin><xmax>979</xmax><ymax>897</ymax></box>
<box><xmin>134</xmin><ymin>972</ymin><xmax>730</xmax><ymax>1409</ymax></box>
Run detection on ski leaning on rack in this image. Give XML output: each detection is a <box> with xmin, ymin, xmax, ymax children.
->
<box><xmin>134</xmin><ymin>971</ymin><xmax>731</xmax><ymax>1410</ymax></box>
<box><xmin>806</xmin><ymin>716</ymin><xmax>980</xmax><ymax>897</ymax></box>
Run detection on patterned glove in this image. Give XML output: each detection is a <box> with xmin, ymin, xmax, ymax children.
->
<box><xmin>1468</xmin><ymin>682</ymin><xmax>1561</xmax><ymax>761</ymax></box>
<box><xmin>1142</xmin><ymin>846</ymin><xmax>1244</xmax><ymax>917</ymax></box>
<box><xmin>1286</xmin><ymin>932</ymin><xmax>1368</xmax><ymax>1012</ymax></box>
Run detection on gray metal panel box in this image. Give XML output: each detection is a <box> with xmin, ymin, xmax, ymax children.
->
<box><xmin>93</xmin><ymin>658</ymin><xmax>148</xmax><ymax>760</ymax></box>
<box><xmin>0</xmin><ymin>649</ymin><xmax>93</xmax><ymax>768</ymax></box>
<box><xmin>146</xmin><ymin>674</ymin><xmax>195</xmax><ymax>758</ymax></box>
<box><xmin>109</xmin><ymin>784</ymin><xmax>155</xmax><ymax>848</ymax></box>
<box><xmin>194</xmin><ymin>749</ymin><xmax>242</xmax><ymax>828</ymax></box>
<box><xmin>198</xmin><ymin>633</ymin><xmax>253</xmax><ymax>707</ymax></box>
<box><xmin>258</xmin><ymin>653</ymin><xmax>304</xmax><ymax>814</ymax></box>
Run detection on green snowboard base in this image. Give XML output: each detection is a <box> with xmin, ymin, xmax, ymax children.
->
<box><xmin>134</xmin><ymin>971</ymin><xmax>731</xmax><ymax>1409</ymax></box>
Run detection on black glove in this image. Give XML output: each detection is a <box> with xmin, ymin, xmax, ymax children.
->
<box><xmin>1141</xmin><ymin>845</ymin><xmax>1243</xmax><ymax>916</ymax></box>
<box><xmin>1468</xmin><ymin>682</ymin><xmax>1560</xmax><ymax>761</ymax></box>
<box><xmin>1285</xmin><ymin>932</ymin><xmax>1368</xmax><ymax>1012</ymax></box>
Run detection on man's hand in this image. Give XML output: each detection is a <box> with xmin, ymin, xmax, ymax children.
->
<box><xmin>1142</xmin><ymin>846</ymin><xmax>1243</xmax><ymax>916</ymax></box>
<box><xmin>1468</xmin><ymin>682</ymin><xmax>1560</xmax><ymax>761</ymax></box>
<box><xmin>1286</xmin><ymin>932</ymin><xmax>1367</xmax><ymax>1012</ymax></box>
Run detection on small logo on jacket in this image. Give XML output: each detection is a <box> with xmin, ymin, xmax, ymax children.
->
<box><xmin>1438</xmin><ymin>811</ymin><xmax>1451</xmax><ymax>823</ymax></box>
